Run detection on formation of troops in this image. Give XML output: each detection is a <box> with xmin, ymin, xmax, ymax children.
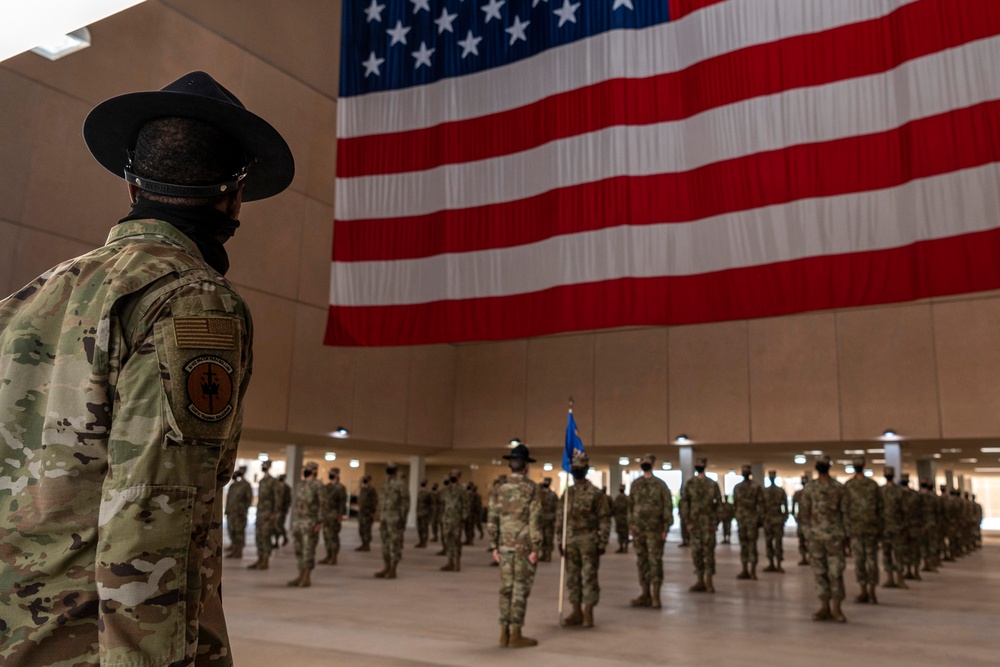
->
<box><xmin>223</xmin><ymin>449</ymin><xmax>986</xmax><ymax>645</ymax></box>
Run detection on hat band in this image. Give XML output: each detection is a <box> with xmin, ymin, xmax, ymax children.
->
<box><xmin>124</xmin><ymin>167</ymin><xmax>248</xmax><ymax>198</ymax></box>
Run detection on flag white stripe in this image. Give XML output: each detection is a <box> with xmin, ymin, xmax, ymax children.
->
<box><xmin>330</xmin><ymin>163</ymin><xmax>1000</xmax><ymax>306</ymax></box>
<box><xmin>337</xmin><ymin>0</ymin><xmax>919</xmax><ymax>139</ymax></box>
<box><xmin>334</xmin><ymin>35</ymin><xmax>1000</xmax><ymax>220</ymax></box>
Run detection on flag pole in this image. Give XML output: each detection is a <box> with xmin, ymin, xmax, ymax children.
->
<box><xmin>557</xmin><ymin>397</ymin><xmax>573</xmax><ymax>621</ymax></box>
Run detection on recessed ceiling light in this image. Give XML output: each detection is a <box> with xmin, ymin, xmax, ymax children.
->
<box><xmin>980</xmin><ymin>447</ymin><xmax>1000</xmax><ymax>453</ymax></box>
<box><xmin>349</xmin><ymin>459</ymin><xmax>360</xmax><ymax>468</ymax></box>
<box><xmin>793</xmin><ymin>455</ymin><xmax>807</xmax><ymax>465</ymax></box>
<box><xmin>618</xmin><ymin>456</ymin><xmax>630</xmax><ymax>466</ymax></box>
<box><xmin>324</xmin><ymin>452</ymin><xmax>336</xmax><ymax>461</ymax></box>
<box><xmin>543</xmin><ymin>463</ymin><xmax>553</xmax><ymax>471</ymax></box>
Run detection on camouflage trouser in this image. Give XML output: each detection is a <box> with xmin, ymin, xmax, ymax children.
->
<box><xmin>432</xmin><ymin>515</ymin><xmax>441</xmax><ymax>540</ymax></box>
<box><xmin>882</xmin><ymin>531</ymin><xmax>902</xmax><ymax>576</ymax></box>
<box><xmin>679</xmin><ymin>516</ymin><xmax>689</xmax><ymax>544</ymax></box>
<box><xmin>565</xmin><ymin>541</ymin><xmax>601</xmax><ymax>605</ymax></box>
<box><xmin>850</xmin><ymin>534</ymin><xmax>879</xmax><ymax>586</ymax></box>
<box><xmin>722</xmin><ymin>520</ymin><xmax>732</xmax><ymax>540</ymax></box>
<box><xmin>764</xmin><ymin>521</ymin><xmax>784</xmax><ymax>562</ymax></box>
<box><xmin>443</xmin><ymin>520</ymin><xmax>463</xmax><ymax>559</ymax></box>
<box><xmin>689</xmin><ymin>528</ymin><xmax>717</xmax><ymax>576</ymax></box>
<box><xmin>616</xmin><ymin>526</ymin><xmax>629</xmax><ymax>549</ymax></box>
<box><xmin>228</xmin><ymin>514</ymin><xmax>247</xmax><ymax>548</ymax></box>
<box><xmin>359</xmin><ymin>514</ymin><xmax>374</xmax><ymax>547</ymax></box>
<box><xmin>797</xmin><ymin>526</ymin><xmax>807</xmax><ymax>559</ymax></box>
<box><xmin>809</xmin><ymin>538</ymin><xmax>846</xmax><ymax>601</ymax></box>
<box><xmin>255</xmin><ymin>515</ymin><xmax>275</xmax><ymax>559</ymax></box>
<box><xmin>274</xmin><ymin>511</ymin><xmax>289</xmax><ymax>542</ymax></box>
<box><xmin>737</xmin><ymin>521</ymin><xmax>759</xmax><ymax>565</ymax></box>
<box><xmin>322</xmin><ymin>516</ymin><xmax>342</xmax><ymax>557</ymax></box>
<box><xmin>923</xmin><ymin>525</ymin><xmax>939</xmax><ymax>566</ymax></box>
<box><xmin>901</xmin><ymin>531</ymin><xmax>920</xmax><ymax>568</ymax></box>
<box><xmin>416</xmin><ymin>513</ymin><xmax>430</xmax><ymax>544</ymax></box>
<box><xmin>465</xmin><ymin>516</ymin><xmax>476</xmax><ymax>544</ymax></box>
<box><xmin>633</xmin><ymin>529</ymin><xmax>665</xmax><ymax>587</ymax></box>
<box><xmin>541</xmin><ymin>518</ymin><xmax>555</xmax><ymax>555</ymax></box>
<box><xmin>294</xmin><ymin>524</ymin><xmax>319</xmax><ymax>570</ymax></box>
<box><xmin>381</xmin><ymin>519</ymin><xmax>405</xmax><ymax>565</ymax></box>
<box><xmin>498</xmin><ymin>547</ymin><xmax>537</xmax><ymax>626</ymax></box>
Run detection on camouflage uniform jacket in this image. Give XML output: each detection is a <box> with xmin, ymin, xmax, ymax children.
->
<box><xmin>441</xmin><ymin>484</ymin><xmax>469</xmax><ymax>525</ymax></box>
<box><xmin>0</xmin><ymin>220</ymin><xmax>252</xmax><ymax>667</ymax></box>
<box><xmin>293</xmin><ymin>478</ymin><xmax>328</xmax><ymax>530</ymax></box>
<box><xmin>879</xmin><ymin>483</ymin><xmax>906</xmax><ymax>534</ymax></box>
<box><xmin>324</xmin><ymin>481</ymin><xmax>347</xmax><ymax>519</ymax></box>
<box><xmin>541</xmin><ymin>486</ymin><xmax>559</xmax><ymax>522</ymax></box>
<box><xmin>628</xmin><ymin>475</ymin><xmax>674</xmax><ymax>533</ymax></box>
<box><xmin>379</xmin><ymin>476</ymin><xmax>410</xmax><ymax>524</ymax></box>
<box><xmin>798</xmin><ymin>478</ymin><xmax>847</xmax><ymax>542</ymax></box>
<box><xmin>762</xmin><ymin>484</ymin><xmax>789</xmax><ymax>525</ymax></box>
<box><xmin>469</xmin><ymin>489</ymin><xmax>483</xmax><ymax>520</ymax></box>
<box><xmin>488</xmin><ymin>471</ymin><xmax>542</xmax><ymax>553</ymax></box>
<box><xmin>257</xmin><ymin>474</ymin><xmax>282</xmax><ymax>517</ymax></box>
<box><xmin>279</xmin><ymin>480</ymin><xmax>292</xmax><ymax>514</ymax></box>
<box><xmin>416</xmin><ymin>488</ymin><xmax>433</xmax><ymax>517</ymax></box>
<box><xmin>358</xmin><ymin>485</ymin><xmax>378</xmax><ymax>517</ymax></box>
<box><xmin>556</xmin><ymin>479</ymin><xmax>611</xmax><ymax>548</ymax></box>
<box><xmin>226</xmin><ymin>478</ymin><xmax>253</xmax><ymax>518</ymax></box>
<box><xmin>920</xmin><ymin>490</ymin><xmax>941</xmax><ymax>528</ymax></box>
<box><xmin>679</xmin><ymin>474</ymin><xmax>722</xmax><ymax>533</ymax></box>
<box><xmin>719</xmin><ymin>501</ymin><xmax>735</xmax><ymax>523</ymax></box>
<box><xmin>901</xmin><ymin>487</ymin><xmax>924</xmax><ymax>533</ymax></box>
<box><xmin>843</xmin><ymin>475</ymin><xmax>882</xmax><ymax>537</ymax></box>
<box><xmin>612</xmin><ymin>493</ymin><xmax>629</xmax><ymax>522</ymax></box>
<box><xmin>733</xmin><ymin>479</ymin><xmax>764</xmax><ymax>525</ymax></box>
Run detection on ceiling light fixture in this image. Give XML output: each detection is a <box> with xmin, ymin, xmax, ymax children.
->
<box><xmin>324</xmin><ymin>452</ymin><xmax>336</xmax><ymax>461</ymax></box>
<box><xmin>332</xmin><ymin>427</ymin><xmax>350</xmax><ymax>438</ymax></box>
<box><xmin>793</xmin><ymin>454</ymin><xmax>807</xmax><ymax>465</ymax></box>
<box><xmin>509</xmin><ymin>438</ymin><xmax>522</xmax><ymax>447</ymax></box>
<box><xmin>618</xmin><ymin>456</ymin><xmax>630</xmax><ymax>466</ymax></box>
<box><xmin>349</xmin><ymin>459</ymin><xmax>360</xmax><ymax>468</ymax></box>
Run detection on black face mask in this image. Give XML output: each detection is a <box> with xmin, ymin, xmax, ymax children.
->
<box><xmin>329</xmin><ymin>474</ymin><xmax>336</xmax><ymax>481</ymax></box>
<box><xmin>640</xmin><ymin>463</ymin><xmax>652</xmax><ymax>472</ymax></box>
<box><xmin>387</xmin><ymin>468</ymin><xmax>397</xmax><ymax>476</ymax></box>
<box><xmin>694</xmin><ymin>466</ymin><xmax>705</xmax><ymax>474</ymax></box>
<box><xmin>450</xmin><ymin>476</ymin><xmax>458</xmax><ymax>483</ymax></box>
<box><xmin>303</xmin><ymin>470</ymin><xmax>313</xmax><ymax>479</ymax></box>
<box><xmin>571</xmin><ymin>468</ymin><xmax>587</xmax><ymax>481</ymax></box>
<box><xmin>120</xmin><ymin>199</ymin><xmax>240</xmax><ymax>275</ymax></box>
<box><xmin>815</xmin><ymin>464</ymin><xmax>831</xmax><ymax>475</ymax></box>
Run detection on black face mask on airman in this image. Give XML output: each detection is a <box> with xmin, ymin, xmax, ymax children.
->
<box><xmin>640</xmin><ymin>463</ymin><xmax>652</xmax><ymax>472</ymax></box>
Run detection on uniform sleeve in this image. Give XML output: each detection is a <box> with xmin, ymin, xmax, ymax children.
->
<box><xmin>662</xmin><ymin>484</ymin><xmax>674</xmax><ymax>530</ymax></box>
<box><xmin>487</xmin><ymin>489</ymin><xmax>500</xmax><ymax>550</ymax></box>
<box><xmin>597</xmin><ymin>492</ymin><xmax>611</xmax><ymax>548</ymax></box>
<box><xmin>97</xmin><ymin>281</ymin><xmax>251</xmax><ymax>667</ymax></box>
<box><xmin>679</xmin><ymin>484</ymin><xmax>690</xmax><ymax>523</ymax></box>
<box><xmin>712</xmin><ymin>483</ymin><xmax>723</xmax><ymax>525</ymax></box>
<box><xmin>555</xmin><ymin>490</ymin><xmax>565</xmax><ymax>548</ymax></box>
<box><xmin>529</xmin><ymin>486</ymin><xmax>543</xmax><ymax>553</ymax></box>
<box><xmin>627</xmin><ymin>485</ymin><xmax>636</xmax><ymax>527</ymax></box>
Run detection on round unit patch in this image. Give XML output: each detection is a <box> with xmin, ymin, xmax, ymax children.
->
<box><xmin>184</xmin><ymin>356</ymin><xmax>235</xmax><ymax>422</ymax></box>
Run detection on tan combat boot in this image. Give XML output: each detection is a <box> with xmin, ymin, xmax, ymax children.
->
<box><xmin>812</xmin><ymin>599</ymin><xmax>832</xmax><ymax>621</ymax></box>
<box><xmin>374</xmin><ymin>560</ymin><xmax>390</xmax><ymax>578</ymax></box>
<box><xmin>329</xmin><ymin>552</ymin><xmax>337</xmax><ymax>566</ymax></box>
<box><xmin>287</xmin><ymin>569</ymin><xmax>304</xmax><ymax>587</ymax></box>
<box><xmin>298</xmin><ymin>569</ymin><xmax>312</xmax><ymax>588</ymax></box>
<box><xmin>830</xmin><ymin>597</ymin><xmax>847</xmax><ymax>622</ymax></box>
<box><xmin>582</xmin><ymin>605</ymin><xmax>594</xmax><ymax>628</ymax></box>
<box><xmin>499</xmin><ymin>625</ymin><xmax>510</xmax><ymax>647</ymax></box>
<box><xmin>630</xmin><ymin>583</ymin><xmax>651</xmax><ymax>607</ymax></box>
<box><xmin>736</xmin><ymin>564</ymin><xmax>750</xmax><ymax>580</ymax></box>
<box><xmin>763</xmin><ymin>556</ymin><xmax>777</xmax><ymax>573</ymax></box>
<box><xmin>246</xmin><ymin>559</ymin><xmax>263</xmax><ymax>570</ymax></box>
<box><xmin>750</xmin><ymin>562</ymin><xmax>758</xmax><ymax>580</ymax></box>
<box><xmin>651</xmin><ymin>585</ymin><xmax>662</xmax><ymax>609</ymax></box>
<box><xmin>440</xmin><ymin>558</ymin><xmax>456</xmax><ymax>572</ymax></box>
<box><xmin>226</xmin><ymin>546</ymin><xmax>242</xmax><ymax>559</ymax></box>
<box><xmin>689</xmin><ymin>575</ymin><xmax>707</xmax><ymax>592</ymax></box>
<box><xmin>561</xmin><ymin>603</ymin><xmax>583</xmax><ymax>626</ymax></box>
<box><xmin>258</xmin><ymin>556</ymin><xmax>269</xmax><ymax>570</ymax></box>
<box><xmin>705</xmin><ymin>573</ymin><xmax>715</xmax><ymax>593</ymax></box>
<box><xmin>508</xmin><ymin>626</ymin><xmax>537</xmax><ymax>648</ymax></box>
<box><xmin>387</xmin><ymin>561</ymin><xmax>397</xmax><ymax>579</ymax></box>
<box><xmin>854</xmin><ymin>587</ymin><xmax>869</xmax><ymax>603</ymax></box>
<box><xmin>882</xmin><ymin>571</ymin><xmax>898</xmax><ymax>588</ymax></box>
<box><xmin>775</xmin><ymin>559</ymin><xmax>784</xmax><ymax>573</ymax></box>
<box><xmin>868</xmin><ymin>583</ymin><xmax>878</xmax><ymax>604</ymax></box>
<box><xmin>454</xmin><ymin>558</ymin><xmax>461</xmax><ymax>572</ymax></box>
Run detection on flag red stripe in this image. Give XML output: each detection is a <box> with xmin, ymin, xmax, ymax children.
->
<box><xmin>325</xmin><ymin>226</ymin><xmax>1000</xmax><ymax>346</ymax></box>
<box><xmin>336</xmin><ymin>0</ymin><xmax>996</xmax><ymax>178</ymax></box>
<box><xmin>668</xmin><ymin>0</ymin><xmax>728</xmax><ymax>21</ymax></box>
<box><xmin>333</xmin><ymin>99</ymin><xmax>1000</xmax><ymax>262</ymax></box>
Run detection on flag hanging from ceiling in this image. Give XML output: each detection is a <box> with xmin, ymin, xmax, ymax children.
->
<box><xmin>327</xmin><ymin>0</ymin><xmax>1000</xmax><ymax>346</ymax></box>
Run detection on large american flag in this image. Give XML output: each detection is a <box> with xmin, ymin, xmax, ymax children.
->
<box><xmin>327</xmin><ymin>0</ymin><xmax>1000</xmax><ymax>346</ymax></box>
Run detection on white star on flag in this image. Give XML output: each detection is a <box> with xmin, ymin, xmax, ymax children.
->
<box><xmin>506</xmin><ymin>15</ymin><xmax>529</xmax><ymax>44</ymax></box>
<box><xmin>361</xmin><ymin>51</ymin><xmax>385</xmax><ymax>77</ymax></box>
<box><xmin>387</xmin><ymin>20</ymin><xmax>411</xmax><ymax>46</ymax></box>
<box><xmin>457</xmin><ymin>30</ymin><xmax>482</xmax><ymax>58</ymax></box>
<box><xmin>434</xmin><ymin>7</ymin><xmax>458</xmax><ymax>34</ymax></box>
<box><xmin>364</xmin><ymin>0</ymin><xmax>386</xmax><ymax>22</ymax></box>
<box><xmin>611</xmin><ymin>0</ymin><xmax>633</xmax><ymax>9</ymax></box>
<box><xmin>412</xmin><ymin>41</ymin><xmax>435</xmax><ymax>68</ymax></box>
<box><xmin>480</xmin><ymin>0</ymin><xmax>505</xmax><ymax>24</ymax></box>
<box><xmin>410</xmin><ymin>0</ymin><xmax>430</xmax><ymax>13</ymax></box>
<box><xmin>553</xmin><ymin>0</ymin><xmax>580</xmax><ymax>27</ymax></box>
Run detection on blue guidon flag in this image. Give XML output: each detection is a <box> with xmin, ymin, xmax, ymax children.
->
<box><xmin>562</xmin><ymin>410</ymin><xmax>585</xmax><ymax>473</ymax></box>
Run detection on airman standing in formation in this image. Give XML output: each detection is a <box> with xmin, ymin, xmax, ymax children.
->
<box><xmin>762</xmin><ymin>470</ymin><xmax>789</xmax><ymax>573</ymax></box>
<box><xmin>356</xmin><ymin>475</ymin><xmax>377</xmax><ymax>552</ymax></box>
<box><xmin>940</xmin><ymin>484</ymin><xmax>956</xmax><ymax>561</ymax></box>
<box><xmin>792</xmin><ymin>474</ymin><xmax>810</xmax><ymax>565</ymax></box>
<box><xmin>320</xmin><ymin>468</ymin><xmax>347</xmax><ymax>565</ymax></box>
<box><xmin>899</xmin><ymin>473</ymin><xmax>924</xmax><ymax>582</ymax></box>
<box><xmin>440</xmin><ymin>469</ymin><xmax>469</xmax><ymax>571</ymax></box>
<box><xmin>431</xmin><ymin>482</ymin><xmax>443</xmax><ymax>543</ymax></box>
<box><xmin>719</xmin><ymin>496</ymin><xmax>735</xmax><ymax>544</ymax></box>
<box><xmin>226</xmin><ymin>466</ymin><xmax>253</xmax><ymax>559</ymax></box>
<box><xmin>249</xmin><ymin>460</ymin><xmax>282</xmax><ymax>571</ymax></box>
<box><xmin>465</xmin><ymin>483</ymin><xmax>482</xmax><ymax>545</ymax></box>
<box><xmin>919</xmin><ymin>480</ymin><xmax>941</xmax><ymax>573</ymax></box>
<box><xmin>275</xmin><ymin>473</ymin><xmax>292</xmax><ymax>548</ymax></box>
<box><xmin>539</xmin><ymin>478</ymin><xmax>559</xmax><ymax>562</ymax></box>
<box><xmin>416</xmin><ymin>480</ymin><xmax>433</xmax><ymax>548</ymax></box>
<box><xmin>733</xmin><ymin>464</ymin><xmax>764</xmax><ymax>580</ymax></box>
<box><xmin>489</xmin><ymin>444</ymin><xmax>543</xmax><ymax>648</ymax></box>
<box><xmin>558</xmin><ymin>453</ymin><xmax>611</xmax><ymax>628</ymax></box>
<box><xmin>879</xmin><ymin>466</ymin><xmax>907</xmax><ymax>589</ymax></box>
<box><xmin>799</xmin><ymin>455</ymin><xmax>848</xmax><ymax>622</ymax></box>
<box><xmin>375</xmin><ymin>462</ymin><xmax>410</xmax><ymax>579</ymax></box>
<box><xmin>843</xmin><ymin>456</ymin><xmax>882</xmax><ymax>604</ymax></box>
<box><xmin>612</xmin><ymin>485</ymin><xmax>630</xmax><ymax>553</ymax></box>
<box><xmin>288</xmin><ymin>461</ymin><xmax>328</xmax><ymax>588</ymax></box>
<box><xmin>680</xmin><ymin>457</ymin><xmax>723</xmax><ymax>593</ymax></box>
<box><xmin>628</xmin><ymin>453</ymin><xmax>674</xmax><ymax>609</ymax></box>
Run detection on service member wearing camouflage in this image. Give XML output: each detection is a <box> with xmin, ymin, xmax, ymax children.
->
<box><xmin>799</xmin><ymin>456</ymin><xmax>848</xmax><ymax>622</ymax></box>
<box><xmin>879</xmin><ymin>467</ymin><xmax>907</xmax><ymax>589</ymax></box>
<box><xmin>733</xmin><ymin>464</ymin><xmax>764</xmax><ymax>580</ymax></box>
<box><xmin>919</xmin><ymin>480</ymin><xmax>941</xmax><ymax>573</ymax></box>
<box><xmin>540</xmin><ymin>478</ymin><xmax>559</xmax><ymax>561</ymax></box>
<box><xmin>289</xmin><ymin>462</ymin><xmax>328</xmax><ymax>587</ymax></box>
<box><xmin>680</xmin><ymin>458</ymin><xmax>723</xmax><ymax>593</ymax></box>
<box><xmin>431</xmin><ymin>482</ymin><xmax>442</xmax><ymax>542</ymax></box>
<box><xmin>356</xmin><ymin>476</ymin><xmax>378</xmax><ymax>551</ymax></box>
<box><xmin>719</xmin><ymin>496</ymin><xmax>735</xmax><ymax>544</ymax></box>
<box><xmin>375</xmin><ymin>462</ymin><xmax>411</xmax><ymax>579</ymax></box>
<box><xmin>320</xmin><ymin>468</ymin><xmax>348</xmax><ymax>565</ymax></box>
<box><xmin>792</xmin><ymin>474</ymin><xmax>810</xmax><ymax>565</ymax></box>
<box><xmin>899</xmin><ymin>473</ymin><xmax>924</xmax><ymax>582</ymax></box>
<box><xmin>248</xmin><ymin>460</ymin><xmax>282</xmax><ymax>570</ymax></box>
<box><xmin>416</xmin><ymin>480</ymin><xmax>433</xmax><ymax>547</ymax></box>
<box><xmin>761</xmin><ymin>470</ymin><xmax>789</xmax><ymax>573</ymax></box>
<box><xmin>226</xmin><ymin>467</ymin><xmax>254</xmax><ymax>558</ymax></box>
<box><xmin>0</xmin><ymin>71</ymin><xmax>293</xmax><ymax>666</ymax></box>
<box><xmin>440</xmin><ymin>470</ymin><xmax>470</xmax><ymax>571</ymax></box>
<box><xmin>275</xmin><ymin>473</ymin><xmax>292</xmax><ymax>548</ymax></box>
<box><xmin>557</xmin><ymin>454</ymin><xmax>611</xmax><ymax>628</ymax></box>
<box><xmin>612</xmin><ymin>485</ymin><xmax>630</xmax><ymax>552</ymax></box>
<box><xmin>628</xmin><ymin>453</ymin><xmax>674</xmax><ymax>609</ymax></box>
<box><xmin>488</xmin><ymin>444</ymin><xmax>543</xmax><ymax>648</ymax></box>
<box><xmin>843</xmin><ymin>456</ymin><xmax>882</xmax><ymax>603</ymax></box>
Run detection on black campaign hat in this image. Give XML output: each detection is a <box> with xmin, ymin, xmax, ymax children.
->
<box><xmin>83</xmin><ymin>71</ymin><xmax>294</xmax><ymax>202</ymax></box>
<box><xmin>503</xmin><ymin>444</ymin><xmax>536</xmax><ymax>463</ymax></box>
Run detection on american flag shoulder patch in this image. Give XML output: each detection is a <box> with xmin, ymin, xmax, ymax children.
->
<box><xmin>173</xmin><ymin>317</ymin><xmax>237</xmax><ymax>350</ymax></box>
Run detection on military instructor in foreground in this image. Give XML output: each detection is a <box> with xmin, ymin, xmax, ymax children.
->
<box><xmin>0</xmin><ymin>71</ymin><xmax>293</xmax><ymax>666</ymax></box>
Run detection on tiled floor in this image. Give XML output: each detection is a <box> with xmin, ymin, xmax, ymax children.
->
<box><xmin>222</xmin><ymin>526</ymin><xmax>999</xmax><ymax>666</ymax></box>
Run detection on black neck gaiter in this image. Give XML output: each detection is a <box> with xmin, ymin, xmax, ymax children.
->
<box><xmin>119</xmin><ymin>200</ymin><xmax>240</xmax><ymax>275</ymax></box>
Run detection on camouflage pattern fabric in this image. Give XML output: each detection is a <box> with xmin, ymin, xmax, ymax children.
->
<box><xmin>879</xmin><ymin>483</ymin><xmax>906</xmax><ymax>578</ymax></box>
<box><xmin>556</xmin><ymin>479</ymin><xmax>611</xmax><ymax>606</ymax></box>
<box><xmin>322</xmin><ymin>481</ymin><xmax>347</xmax><ymax>558</ymax></box>
<box><xmin>226</xmin><ymin>478</ymin><xmax>253</xmax><ymax>548</ymax></box>
<box><xmin>679</xmin><ymin>475</ymin><xmax>722</xmax><ymax>576</ymax></box>
<box><xmin>920</xmin><ymin>488</ymin><xmax>942</xmax><ymax>567</ymax></box>
<box><xmin>440</xmin><ymin>483</ymin><xmax>469</xmax><ymax>560</ymax></box>
<box><xmin>358</xmin><ymin>485</ymin><xmax>378</xmax><ymax>548</ymax></box>
<box><xmin>799</xmin><ymin>478</ymin><xmax>847</xmax><ymax>601</ymax></box>
<box><xmin>792</xmin><ymin>486</ymin><xmax>807</xmax><ymax>560</ymax></box>
<box><xmin>719</xmin><ymin>500</ymin><xmax>735</xmax><ymax>540</ymax></box>
<box><xmin>274</xmin><ymin>480</ymin><xmax>292</xmax><ymax>544</ymax></box>
<box><xmin>416</xmin><ymin>487</ymin><xmax>433</xmax><ymax>544</ymax></box>
<box><xmin>256</xmin><ymin>473</ymin><xmax>282</xmax><ymax>560</ymax></box>
<box><xmin>733</xmin><ymin>479</ymin><xmax>764</xmax><ymax>566</ymax></box>
<box><xmin>488</xmin><ymin>471</ymin><xmax>542</xmax><ymax>626</ymax></box>
<box><xmin>431</xmin><ymin>488</ymin><xmax>442</xmax><ymax>541</ymax></box>
<box><xmin>540</xmin><ymin>485</ymin><xmax>559</xmax><ymax>556</ymax></box>
<box><xmin>0</xmin><ymin>220</ymin><xmax>253</xmax><ymax>667</ymax></box>
<box><xmin>844</xmin><ymin>475</ymin><xmax>882</xmax><ymax>587</ymax></box>
<box><xmin>762</xmin><ymin>483</ymin><xmax>788</xmax><ymax>563</ymax></box>
<box><xmin>900</xmin><ymin>486</ymin><xmax>924</xmax><ymax>570</ymax></box>
<box><xmin>628</xmin><ymin>475</ymin><xmax>673</xmax><ymax>588</ymax></box>
<box><xmin>612</xmin><ymin>493</ymin><xmax>629</xmax><ymax>547</ymax></box>
<box><xmin>293</xmin><ymin>477</ymin><xmax>328</xmax><ymax>571</ymax></box>
<box><xmin>379</xmin><ymin>476</ymin><xmax>410</xmax><ymax>565</ymax></box>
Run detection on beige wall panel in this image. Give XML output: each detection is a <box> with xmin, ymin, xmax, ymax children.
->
<box><xmin>298</xmin><ymin>199</ymin><xmax>334</xmax><ymax>308</ymax></box>
<box><xmin>226</xmin><ymin>190</ymin><xmax>305</xmax><ymax>299</ymax></box>
<box><xmin>454</xmin><ymin>341</ymin><xmax>527</xmax><ymax>449</ymax></box>
<box><xmin>934</xmin><ymin>298</ymin><xmax>1000</xmax><ymax>437</ymax></box>
<box><xmin>525</xmin><ymin>335</ymin><xmax>596</xmax><ymax>449</ymax></box>
<box><xmin>11</xmin><ymin>229</ymin><xmax>94</xmax><ymax>290</ymax></box>
<box><xmin>305</xmin><ymin>96</ymin><xmax>337</xmax><ymax>205</ymax></box>
<box><xmin>0</xmin><ymin>222</ymin><xmax>19</xmax><ymax>297</ymax></box>
<box><xmin>594</xmin><ymin>329</ymin><xmax>668</xmax><ymax>446</ymax></box>
<box><xmin>0</xmin><ymin>71</ymin><xmax>37</xmax><ymax>225</ymax></box>
<box><xmin>406</xmin><ymin>346</ymin><xmax>456</xmax><ymax>448</ymax></box>
<box><xmin>287</xmin><ymin>304</ymin><xmax>356</xmax><ymax>435</ymax></box>
<box><xmin>353</xmin><ymin>347</ymin><xmax>410</xmax><ymax>444</ymax></box>
<box><xmin>240</xmin><ymin>289</ymin><xmax>296</xmax><ymax>431</ymax></box>
<box><xmin>149</xmin><ymin>7</ymin><xmax>249</xmax><ymax>99</ymax></box>
<box><xmin>669</xmin><ymin>321</ymin><xmax>750</xmax><ymax>444</ymax></box>
<box><xmin>836</xmin><ymin>305</ymin><xmax>940</xmax><ymax>440</ymax></box>
<box><xmin>749</xmin><ymin>313</ymin><xmax>841</xmax><ymax>443</ymax></box>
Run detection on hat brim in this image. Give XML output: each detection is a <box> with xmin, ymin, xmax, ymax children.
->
<box><xmin>502</xmin><ymin>454</ymin><xmax>537</xmax><ymax>463</ymax></box>
<box><xmin>83</xmin><ymin>90</ymin><xmax>294</xmax><ymax>202</ymax></box>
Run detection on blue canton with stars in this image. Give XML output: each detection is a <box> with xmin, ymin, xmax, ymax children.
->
<box><xmin>339</xmin><ymin>0</ymin><xmax>674</xmax><ymax>97</ymax></box>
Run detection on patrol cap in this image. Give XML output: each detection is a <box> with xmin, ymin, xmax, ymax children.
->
<box><xmin>884</xmin><ymin>465</ymin><xmax>895</xmax><ymax>476</ymax></box>
<box><xmin>695</xmin><ymin>457</ymin><xmax>708</xmax><ymax>467</ymax></box>
<box><xmin>851</xmin><ymin>456</ymin><xmax>865</xmax><ymax>469</ymax></box>
<box><xmin>741</xmin><ymin>464</ymin><xmax>752</xmax><ymax>475</ymax></box>
<box><xmin>330</xmin><ymin>467</ymin><xmax>340</xmax><ymax>475</ymax></box>
<box><xmin>386</xmin><ymin>460</ymin><xmax>399</xmax><ymax>470</ymax></box>
<box><xmin>899</xmin><ymin>472</ymin><xmax>910</xmax><ymax>484</ymax></box>
<box><xmin>641</xmin><ymin>453</ymin><xmax>656</xmax><ymax>465</ymax></box>
<box><xmin>503</xmin><ymin>444</ymin><xmax>536</xmax><ymax>463</ymax></box>
<box><xmin>450</xmin><ymin>468</ymin><xmax>461</xmax><ymax>476</ymax></box>
<box><xmin>542</xmin><ymin>477</ymin><xmax>552</xmax><ymax>486</ymax></box>
<box><xmin>767</xmin><ymin>469</ymin><xmax>777</xmax><ymax>476</ymax></box>
<box><xmin>570</xmin><ymin>453</ymin><xmax>590</xmax><ymax>469</ymax></box>
<box><xmin>816</xmin><ymin>455</ymin><xmax>832</xmax><ymax>465</ymax></box>
<box><xmin>261</xmin><ymin>459</ymin><xmax>271</xmax><ymax>471</ymax></box>
<box><xmin>304</xmin><ymin>461</ymin><xmax>318</xmax><ymax>471</ymax></box>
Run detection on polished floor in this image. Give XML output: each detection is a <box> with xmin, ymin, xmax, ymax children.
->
<box><xmin>223</xmin><ymin>525</ymin><xmax>999</xmax><ymax>666</ymax></box>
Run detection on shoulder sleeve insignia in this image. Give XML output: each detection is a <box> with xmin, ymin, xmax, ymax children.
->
<box><xmin>174</xmin><ymin>317</ymin><xmax>236</xmax><ymax>349</ymax></box>
<box><xmin>185</xmin><ymin>355</ymin><xmax>234</xmax><ymax>422</ymax></box>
